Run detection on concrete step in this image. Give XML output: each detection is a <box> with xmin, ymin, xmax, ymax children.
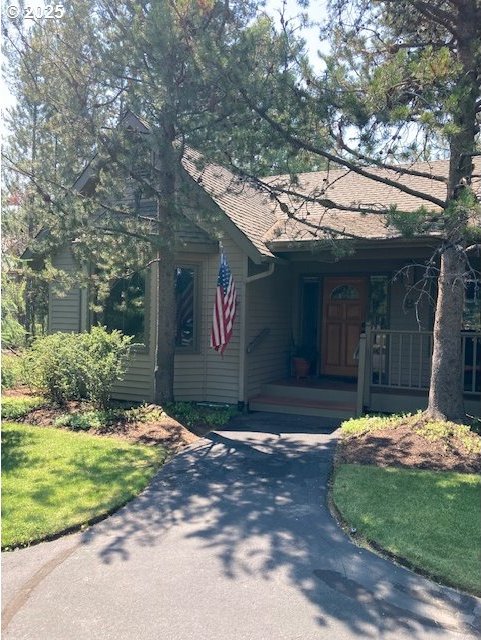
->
<box><xmin>249</xmin><ymin>394</ymin><xmax>356</xmax><ymax>419</ymax></box>
<box><xmin>263</xmin><ymin>382</ymin><xmax>357</xmax><ymax>404</ymax></box>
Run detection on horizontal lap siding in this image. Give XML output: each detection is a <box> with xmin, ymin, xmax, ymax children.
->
<box><xmin>138</xmin><ymin>197</ymin><xmax>215</xmax><ymax>247</ymax></box>
<box><xmin>50</xmin><ymin>235</ymin><xmax>245</xmax><ymax>405</ymax></box>
<box><xmin>246</xmin><ymin>265</ymin><xmax>292</xmax><ymax>398</ymax></box>
<box><xmin>49</xmin><ymin>247</ymin><xmax>81</xmax><ymax>333</ymax></box>
<box><xmin>112</xmin><ymin>352</ymin><xmax>154</xmax><ymax>402</ymax></box>
<box><xmin>174</xmin><ymin>238</ymin><xmax>244</xmax><ymax>404</ymax></box>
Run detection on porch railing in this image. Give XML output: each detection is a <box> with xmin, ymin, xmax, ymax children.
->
<box><xmin>356</xmin><ymin>326</ymin><xmax>481</xmax><ymax>414</ymax></box>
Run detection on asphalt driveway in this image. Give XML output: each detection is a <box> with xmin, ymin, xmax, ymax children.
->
<box><xmin>2</xmin><ymin>413</ymin><xmax>480</xmax><ymax>639</ymax></box>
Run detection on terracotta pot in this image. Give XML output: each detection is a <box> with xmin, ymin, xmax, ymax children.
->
<box><xmin>292</xmin><ymin>357</ymin><xmax>310</xmax><ymax>379</ymax></box>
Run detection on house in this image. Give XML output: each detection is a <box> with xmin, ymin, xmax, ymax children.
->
<box><xmin>48</xmin><ymin>114</ymin><xmax>481</xmax><ymax>418</ymax></box>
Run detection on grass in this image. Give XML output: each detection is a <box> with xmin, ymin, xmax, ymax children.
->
<box><xmin>340</xmin><ymin>414</ymin><xmax>400</xmax><ymax>437</ymax></box>
<box><xmin>1</xmin><ymin>395</ymin><xmax>45</xmax><ymax>420</ymax></box>
<box><xmin>333</xmin><ymin>464</ymin><xmax>481</xmax><ymax>595</ymax></box>
<box><xmin>1</xmin><ymin>422</ymin><xmax>166</xmax><ymax>548</ymax></box>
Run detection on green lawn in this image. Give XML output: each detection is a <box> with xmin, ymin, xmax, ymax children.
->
<box><xmin>1</xmin><ymin>422</ymin><xmax>166</xmax><ymax>548</ymax></box>
<box><xmin>333</xmin><ymin>464</ymin><xmax>481</xmax><ymax>595</ymax></box>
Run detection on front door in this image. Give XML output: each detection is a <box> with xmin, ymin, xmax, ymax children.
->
<box><xmin>322</xmin><ymin>277</ymin><xmax>367</xmax><ymax>378</ymax></box>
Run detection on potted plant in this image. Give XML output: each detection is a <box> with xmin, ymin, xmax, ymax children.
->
<box><xmin>291</xmin><ymin>344</ymin><xmax>317</xmax><ymax>380</ymax></box>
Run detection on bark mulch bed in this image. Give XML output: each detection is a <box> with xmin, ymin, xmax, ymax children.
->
<box><xmin>11</xmin><ymin>401</ymin><xmax>207</xmax><ymax>455</ymax></box>
<box><xmin>337</xmin><ymin>420</ymin><xmax>481</xmax><ymax>474</ymax></box>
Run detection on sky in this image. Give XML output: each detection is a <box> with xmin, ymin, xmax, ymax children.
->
<box><xmin>0</xmin><ymin>0</ymin><xmax>327</xmax><ymax>139</ymax></box>
<box><xmin>265</xmin><ymin>0</ymin><xmax>328</xmax><ymax>70</ymax></box>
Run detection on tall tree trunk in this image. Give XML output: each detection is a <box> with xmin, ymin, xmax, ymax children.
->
<box><xmin>427</xmin><ymin>247</ymin><xmax>466</xmax><ymax>420</ymax></box>
<box><xmin>153</xmin><ymin>239</ymin><xmax>176</xmax><ymax>404</ymax></box>
<box><xmin>426</xmin><ymin>0</ymin><xmax>480</xmax><ymax>421</ymax></box>
<box><xmin>153</xmin><ymin>134</ymin><xmax>177</xmax><ymax>405</ymax></box>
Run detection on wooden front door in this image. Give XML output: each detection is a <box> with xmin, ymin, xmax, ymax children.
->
<box><xmin>322</xmin><ymin>277</ymin><xmax>367</xmax><ymax>378</ymax></box>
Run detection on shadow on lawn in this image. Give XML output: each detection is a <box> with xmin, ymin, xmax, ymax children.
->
<box><xmin>80</xmin><ymin>415</ymin><xmax>479</xmax><ymax>638</ymax></box>
<box><xmin>1</xmin><ymin>428</ymin><xmax>35</xmax><ymax>472</ymax></box>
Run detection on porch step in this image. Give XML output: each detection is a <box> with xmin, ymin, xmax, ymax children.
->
<box><xmin>263</xmin><ymin>382</ymin><xmax>357</xmax><ymax>404</ymax></box>
<box><xmin>249</xmin><ymin>394</ymin><xmax>356</xmax><ymax>419</ymax></box>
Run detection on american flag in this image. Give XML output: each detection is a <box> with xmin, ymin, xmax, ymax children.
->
<box><xmin>210</xmin><ymin>250</ymin><xmax>237</xmax><ymax>354</ymax></box>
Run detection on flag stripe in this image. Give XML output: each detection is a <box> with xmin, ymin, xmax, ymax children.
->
<box><xmin>211</xmin><ymin>250</ymin><xmax>237</xmax><ymax>354</ymax></box>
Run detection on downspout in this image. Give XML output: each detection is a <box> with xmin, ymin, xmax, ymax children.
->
<box><xmin>245</xmin><ymin>262</ymin><xmax>275</xmax><ymax>283</ymax></box>
<box><xmin>238</xmin><ymin>261</ymin><xmax>276</xmax><ymax>410</ymax></box>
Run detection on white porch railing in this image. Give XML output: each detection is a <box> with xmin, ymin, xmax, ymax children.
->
<box><xmin>356</xmin><ymin>326</ymin><xmax>481</xmax><ymax>414</ymax></box>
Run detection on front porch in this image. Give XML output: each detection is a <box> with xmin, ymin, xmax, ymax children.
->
<box><xmin>248</xmin><ymin>330</ymin><xmax>481</xmax><ymax>419</ymax></box>
<box><xmin>249</xmin><ymin>376</ymin><xmax>358</xmax><ymax>419</ymax></box>
<box><xmin>244</xmin><ymin>244</ymin><xmax>480</xmax><ymax>419</ymax></box>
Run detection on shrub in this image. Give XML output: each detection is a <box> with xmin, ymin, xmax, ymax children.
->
<box><xmin>81</xmin><ymin>327</ymin><xmax>132</xmax><ymax>409</ymax></box>
<box><xmin>27</xmin><ymin>333</ymin><xmax>86</xmax><ymax>404</ymax></box>
<box><xmin>54</xmin><ymin>409</ymin><xmax>118</xmax><ymax>431</ymax></box>
<box><xmin>1</xmin><ymin>353</ymin><xmax>28</xmax><ymax>389</ymax></box>
<box><xmin>164</xmin><ymin>401</ymin><xmax>238</xmax><ymax>428</ymax></box>
<box><xmin>27</xmin><ymin>328</ymin><xmax>132</xmax><ymax>408</ymax></box>
<box><xmin>1</xmin><ymin>395</ymin><xmax>45</xmax><ymax>420</ymax></box>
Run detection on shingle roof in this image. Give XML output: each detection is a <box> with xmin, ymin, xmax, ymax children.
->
<box><xmin>183</xmin><ymin>151</ymin><xmax>480</xmax><ymax>253</ymax></box>
<box><xmin>262</xmin><ymin>159</ymin><xmax>481</xmax><ymax>246</ymax></box>
<box><xmin>182</xmin><ymin>149</ymin><xmax>276</xmax><ymax>258</ymax></box>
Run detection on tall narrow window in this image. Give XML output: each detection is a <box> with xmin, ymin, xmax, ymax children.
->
<box><xmin>300</xmin><ymin>276</ymin><xmax>319</xmax><ymax>350</ymax></box>
<box><xmin>463</xmin><ymin>280</ymin><xmax>481</xmax><ymax>331</ymax></box>
<box><xmin>175</xmin><ymin>266</ymin><xmax>197</xmax><ymax>350</ymax></box>
<box><xmin>368</xmin><ymin>275</ymin><xmax>389</xmax><ymax>329</ymax></box>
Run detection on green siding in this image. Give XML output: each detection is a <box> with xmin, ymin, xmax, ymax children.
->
<box><xmin>49</xmin><ymin>247</ymin><xmax>81</xmax><ymax>333</ymax></box>
<box><xmin>173</xmin><ymin>236</ymin><xmax>244</xmax><ymax>404</ymax></box>
<box><xmin>245</xmin><ymin>264</ymin><xmax>292</xmax><ymax>398</ymax></box>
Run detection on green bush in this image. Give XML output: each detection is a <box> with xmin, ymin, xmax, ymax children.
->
<box><xmin>54</xmin><ymin>409</ymin><xmax>117</xmax><ymax>431</ymax></box>
<box><xmin>1</xmin><ymin>353</ymin><xmax>28</xmax><ymax>389</ymax></box>
<box><xmin>27</xmin><ymin>333</ymin><xmax>86</xmax><ymax>403</ymax></box>
<box><xmin>165</xmin><ymin>401</ymin><xmax>238</xmax><ymax>428</ymax></box>
<box><xmin>81</xmin><ymin>327</ymin><xmax>132</xmax><ymax>409</ymax></box>
<box><xmin>1</xmin><ymin>395</ymin><xmax>45</xmax><ymax>420</ymax></box>
<box><xmin>27</xmin><ymin>328</ymin><xmax>132</xmax><ymax>408</ymax></box>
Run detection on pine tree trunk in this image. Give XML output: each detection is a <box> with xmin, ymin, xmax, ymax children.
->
<box><xmin>153</xmin><ymin>240</ymin><xmax>176</xmax><ymax>404</ymax></box>
<box><xmin>426</xmin><ymin>247</ymin><xmax>466</xmax><ymax>420</ymax></box>
<box><xmin>153</xmin><ymin>136</ymin><xmax>177</xmax><ymax>405</ymax></box>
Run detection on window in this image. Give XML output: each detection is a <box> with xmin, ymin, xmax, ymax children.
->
<box><xmin>97</xmin><ymin>265</ymin><xmax>199</xmax><ymax>350</ymax></box>
<box><xmin>300</xmin><ymin>276</ymin><xmax>320</xmax><ymax>350</ymax></box>
<box><xmin>463</xmin><ymin>280</ymin><xmax>481</xmax><ymax>331</ymax></box>
<box><xmin>368</xmin><ymin>275</ymin><xmax>389</xmax><ymax>329</ymax></box>
<box><xmin>175</xmin><ymin>266</ymin><xmax>198</xmax><ymax>350</ymax></box>
<box><xmin>331</xmin><ymin>284</ymin><xmax>360</xmax><ymax>300</ymax></box>
<box><xmin>101</xmin><ymin>272</ymin><xmax>146</xmax><ymax>344</ymax></box>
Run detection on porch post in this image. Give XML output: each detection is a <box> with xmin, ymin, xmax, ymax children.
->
<box><xmin>356</xmin><ymin>332</ymin><xmax>367</xmax><ymax>416</ymax></box>
<box><xmin>363</xmin><ymin>322</ymin><xmax>373</xmax><ymax>412</ymax></box>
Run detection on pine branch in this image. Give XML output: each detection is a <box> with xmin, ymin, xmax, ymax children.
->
<box><xmin>236</xmin><ymin>89</ymin><xmax>447</xmax><ymax>209</ymax></box>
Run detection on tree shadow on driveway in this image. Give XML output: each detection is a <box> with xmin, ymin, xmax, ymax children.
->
<box><xmin>81</xmin><ymin>415</ymin><xmax>480</xmax><ymax>639</ymax></box>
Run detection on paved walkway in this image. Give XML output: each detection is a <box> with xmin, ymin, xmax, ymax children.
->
<box><xmin>2</xmin><ymin>413</ymin><xmax>480</xmax><ymax>640</ymax></box>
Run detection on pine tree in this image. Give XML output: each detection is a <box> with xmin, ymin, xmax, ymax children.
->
<box><xmin>2</xmin><ymin>0</ymin><xmax>289</xmax><ymax>402</ymax></box>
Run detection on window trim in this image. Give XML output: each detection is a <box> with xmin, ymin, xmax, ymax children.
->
<box><xmin>175</xmin><ymin>263</ymin><xmax>201</xmax><ymax>355</ymax></box>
